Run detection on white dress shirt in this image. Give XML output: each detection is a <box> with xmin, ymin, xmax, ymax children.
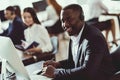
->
<box><xmin>71</xmin><ymin>25</ymin><xmax>84</xmax><ymax>67</ymax></box>
<box><xmin>24</xmin><ymin>23</ymin><xmax>53</xmax><ymax>53</ymax></box>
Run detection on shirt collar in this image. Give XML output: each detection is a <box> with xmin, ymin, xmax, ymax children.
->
<box><xmin>71</xmin><ymin>25</ymin><xmax>85</xmax><ymax>45</ymax></box>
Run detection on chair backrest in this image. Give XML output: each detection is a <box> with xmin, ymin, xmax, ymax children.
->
<box><xmin>111</xmin><ymin>46</ymin><xmax>120</xmax><ymax>71</ymax></box>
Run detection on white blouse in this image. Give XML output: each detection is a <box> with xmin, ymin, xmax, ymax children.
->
<box><xmin>41</xmin><ymin>5</ymin><xmax>59</xmax><ymax>27</ymax></box>
<box><xmin>24</xmin><ymin>23</ymin><xmax>53</xmax><ymax>53</ymax></box>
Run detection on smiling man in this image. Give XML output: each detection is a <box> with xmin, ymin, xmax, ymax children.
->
<box><xmin>43</xmin><ymin>4</ymin><xmax>116</xmax><ymax>80</ymax></box>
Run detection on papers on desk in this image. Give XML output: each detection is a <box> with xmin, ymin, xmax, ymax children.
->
<box><xmin>30</xmin><ymin>75</ymin><xmax>52</xmax><ymax>80</ymax></box>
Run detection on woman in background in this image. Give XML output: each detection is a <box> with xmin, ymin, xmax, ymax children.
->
<box><xmin>23</xmin><ymin>7</ymin><xmax>53</xmax><ymax>54</ymax></box>
<box><xmin>42</xmin><ymin>0</ymin><xmax>64</xmax><ymax>54</ymax></box>
<box><xmin>13</xmin><ymin>5</ymin><xmax>22</xmax><ymax>18</ymax></box>
<box><xmin>42</xmin><ymin>0</ymin><xmax>63</xmax><ymax>35</ymax></box>
<box><xmin>86</xmin><ymin>0</ymin><xmax>117</xmax><ymax>48</ymax></box>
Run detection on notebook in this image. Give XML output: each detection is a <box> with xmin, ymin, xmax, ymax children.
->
<box><xmin>15</xmin><ymin>41</ymin><xmax>39</xmax><ymax>51</ymax></box>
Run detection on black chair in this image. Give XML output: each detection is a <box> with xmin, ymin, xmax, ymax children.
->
<box><xmin>111</xmin><ymin>46</ymin><xmax>120</xmax><ymax>71</ymax></box>
<box><xmin>110</xmin><ymin>46</ymin><xmax>120</xmax><ymax>80</ymax></box>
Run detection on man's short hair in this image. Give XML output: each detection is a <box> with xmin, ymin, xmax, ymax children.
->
<box><xmin>63</xmin><ymin>4</ymin><xmax>84</xmax><ymax>20</ymax></box>
<box><xmin>6</xmin><ymin>6</ymin><xmax>15</xmax><ymax>15</ymax></box>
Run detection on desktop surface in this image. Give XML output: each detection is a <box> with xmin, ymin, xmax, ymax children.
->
<box><xmin>0</xmin><ymin>61</ymin><xmax>52</xmax><ymax>80</ymax></box>
<box><xmin>25</xmin><ymin>61</ymin><xmax>52</xmax><ymax>80</ymax></box>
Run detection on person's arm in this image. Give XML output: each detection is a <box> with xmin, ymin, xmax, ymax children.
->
<box><xmin>43</xmin><ymin>40</ymin><xmax>74</xmax><ymax>68</ymax></box>
<box><xmin>53</xmin><ymin>35</ymin><xmax>109</xmax><ymax>80</ymax></box>
<box><xmin>24</xmin><ymin>25</ymin><xmax>53</xmax><ymax>53</ymax></box>
<box><xmin>98</xmin><ymin>1</ymin><xmax>108</xmax><ymax>13</ymax></box>
<box><xmin>41</xmin><ymin>5</ymin><xmax>59</xmax><ymax>27</ymax></box>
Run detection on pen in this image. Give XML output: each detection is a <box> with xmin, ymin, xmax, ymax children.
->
<box><xmin>38</xmin><ymin>58</ymin><xmax>55</xmax><ymax>75</ymax></box>
<box><xmin>37</xmin><ymin>67</ymin><xmax>47</xmax><ymax>75</ymax></box>
<box><xmin>37</xmin><ymin>70</ymin><xmax>43</xmax><ymax>75</ymax></box>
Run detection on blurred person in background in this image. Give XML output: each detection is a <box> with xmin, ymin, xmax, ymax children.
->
<box><xmin>23</xmin><ymin>7</ymin><xmax>53</xmax><ymax>54</ymax></box>
<box><xmin>13</xmin><ymin>5</ymin><xmax>22</xmax><ymax>18</ymax></box>
<box><xmin>86</xmin><ymin>0</ymin><xmax>117</xmax><ymax>48</ymax></box>
<box><xmin>42</xmin><ymin>0</ymin><xmax>64</xmax><ymax>35</ymax></box>
<box><xmin>42</xmin><ymin>0</ymin><xmax>64</xmax><ymax>54</ymax></box>
<box><xmin>0</xmin><ymin>6</ymin><xmax>25</xmax><ymax>45</ymax></box>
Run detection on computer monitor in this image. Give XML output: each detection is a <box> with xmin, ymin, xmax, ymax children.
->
<box><xmin>32</xmin><ymin>0</ymin><xmax>48</xmax><ymax>12</ymax></box>
<box><xmin>0</xmin><ymin>36</ymin><xmax>30</xmax><ymax>80</ymax></box>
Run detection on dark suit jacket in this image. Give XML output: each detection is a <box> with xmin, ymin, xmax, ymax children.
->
<box><xmin>53</xmin><ymin>23</ymin><xmax>116</xmax><ymax>80</ymax></box>
<box><xmin>0</xmin><ymin>16</ymin><xmax>26</xmax><ymax>45</ymax></box>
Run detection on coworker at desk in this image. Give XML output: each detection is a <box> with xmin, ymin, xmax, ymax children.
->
<box><xmin>0</xmin><ymin>6</ymin><xmax>26</xmax><ymax>45</ymax></box>
<box><xmin>23</xmin><ymin>7</ymin><xmax>53</xmax><ymax>54</ymax></box>
<box><xmin>43</xmin><ymin>4</ymin><xmax>116</xmax><ymax>80</ymax></box>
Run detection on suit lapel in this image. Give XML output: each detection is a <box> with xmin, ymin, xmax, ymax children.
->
<box><xmin>76</xmin><ymin>43</ymin><xmax>82</xmax><ymax>67</ymax></box>
<box><xmin>76</xmin><ymin>24</ymin><xmax>88</xmax><ymax>67</ymax></box>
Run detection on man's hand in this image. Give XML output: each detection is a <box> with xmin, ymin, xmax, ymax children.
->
<box><xmin>43</xmin><ymin>60</ymin><xmax>61</xmax><ymax>68</ymax></box>
<box><xmin>42</xmin><ymin>65</ymin><xmax>56</xmax><ymax>78</ymax></box>
<box><xmin>26</xmin><ymin>47</ymin><xmax>42</xmax><ymax>53</ymax></box>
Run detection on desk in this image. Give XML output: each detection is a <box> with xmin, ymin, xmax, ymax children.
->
<box><xmin>25</xmin><ymin>61</ymin><xmax>52</xmax><ymax>80</ymax></box>
<box><xmin>0</xmin><ymin>61</ymin><xmax>52</xmax><ymax>80</ymax></box>
<box><xmin>102</xmin><ymin>13</ymin><xmax>120</xmax><ymax>29</ymax></box>
<box><xmin>25</xmin><ymin>61</ymin><xmax>44</xmax><ymax>74</ymax></box>
<box><xmin>16</xmin><ymin>49</ymin><xmax>36</xmax><ymax>66</ymax></box>
<box><xmin>16</xmin><ymin>49</ymin><xmax>55</xmax><ymax>66</ymax></box>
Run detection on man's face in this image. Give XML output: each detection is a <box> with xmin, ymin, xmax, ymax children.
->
<box><xmin>4</xmin><ymin>10</ymin><xmax>13</xmax><ymax>20</ymax></box>
<box><xmin>60</xmin><ymin>9</ymin><xmax>83</xmax><ymax>36</ymax></box>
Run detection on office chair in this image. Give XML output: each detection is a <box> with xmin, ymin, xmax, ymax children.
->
<box><xmin>110</xmin><ymin>46</ymin><xmax>120</xmax><ymax>80</ymax></box>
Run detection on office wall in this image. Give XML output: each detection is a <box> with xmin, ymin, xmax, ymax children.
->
<box><xmin>56</xmin><ymin>0</ymin><xmax>77</xmax><ymax>7</ymax></box>
<box><xmin>0</xmin><ymin>0</ymin><xmax>10</xmax><ymax>10</ymax></box>
<box><xmin>0</xmin><ymin>0</ymin><xmax>120</xmax><ymax>22</ymax></box>
<box><xmin>0</xmin><ymin>0</ymin><xmax>41</xmax><ymax>11</ymax></box>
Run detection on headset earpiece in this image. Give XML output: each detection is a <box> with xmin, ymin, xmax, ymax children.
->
<box><xmin>79</xmin><ymin>12</ymin><xmax>84</xmax><ymax>20</ymax></box>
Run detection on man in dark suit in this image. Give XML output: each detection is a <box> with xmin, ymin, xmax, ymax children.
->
<box><xmin>43</xmin><ymin>4</ymin><xmax>116</xmax><ymax>80</ymax></box>
<box><xmin>0</xmin><ymin>6</ymin><xmax>26</xmax><ymax>45</ymax></box>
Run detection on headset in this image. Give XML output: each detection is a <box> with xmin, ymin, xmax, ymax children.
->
<box><xmin>79</xmin><ymin>10</ymin><xmax>84</xmax><ymax>21</ymax></box>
